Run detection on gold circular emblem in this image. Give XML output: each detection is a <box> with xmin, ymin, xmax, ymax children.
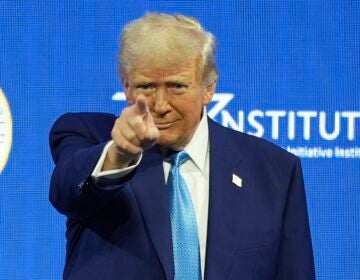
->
<box><xmin>0</xmin><ymin>88</ymin><xmax>12</xmax><ymax>173</ymax></box>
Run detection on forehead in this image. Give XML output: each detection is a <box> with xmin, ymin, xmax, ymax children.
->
<box><xmin>129</xmin><ymin>58</ymin><xmax>200</xmax><ymax>82</ymax></box>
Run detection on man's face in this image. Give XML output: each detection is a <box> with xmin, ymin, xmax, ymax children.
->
<box><xmin>124</xmin><ymin>58</ymin><xmax>215</xmax><ymax>150</ymax></box>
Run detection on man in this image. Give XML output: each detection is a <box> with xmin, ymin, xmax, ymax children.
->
<box><xmin>50</xmin><ymin>13</ymin><xmax>315</xmax><ymax>279</ymax></box>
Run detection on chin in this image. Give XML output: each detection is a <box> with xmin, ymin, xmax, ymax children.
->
<box><xmin>156</xmin><ymin>137</ymin><xmax>181</xmax><ymax>151</ymax></box>
<box><xmin>156</xmin><ymin>136</ymin><xmax>173</xmax><ymax>148</ymax></box>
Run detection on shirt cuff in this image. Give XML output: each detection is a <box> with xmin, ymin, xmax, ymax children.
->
<box><xmin>91</xmin><ymin>140</ymin><xmax>142</xmax><ymax>184</ymax></box>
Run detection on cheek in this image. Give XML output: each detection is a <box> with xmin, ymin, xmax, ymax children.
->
<box><xmin>145</xmin><ymin>97</ymin><xmax>155</xmax><ymax>110</ymax></box>
<box><xmin>176</xmin><ymin>96</ymin><xmax>203</xmax><ymax>114</ymax></box>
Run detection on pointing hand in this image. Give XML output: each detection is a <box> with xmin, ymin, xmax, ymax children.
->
<box><xmin>104</xmin><ymin>95</ymin><xmax>159</xmax><ymax>170</ymax></box>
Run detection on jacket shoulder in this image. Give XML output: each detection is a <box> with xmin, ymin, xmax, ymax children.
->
<box><xmin>51</xmin><ymin>112</ymin><xmax>116</xmax><ymax>127</ymax></box>
<box><xmin>49</xmin><ymin>112</ymin><xmax>117</xmax><ymax>156</ymax></box>
<box><xmin>51</xmin><ymin>112</ymin><xmax>116</xmax><ymax>134</ymax></box>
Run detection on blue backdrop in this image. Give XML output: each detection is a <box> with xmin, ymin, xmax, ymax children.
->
<box><xmin>0</xmin><ymin>1</ymin><xmax>359</xmax><ymax>279</ymax></box>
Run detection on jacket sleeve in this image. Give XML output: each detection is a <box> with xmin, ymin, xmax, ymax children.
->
<box><xmin>276</xmin><ymin>158</ymin><xmax>316</xmax><ymax>279</ymax></box>
<box><xmin>49</xmin><ymin>113</ymin><xmax>131</xmax><ymax>221</ymax></box>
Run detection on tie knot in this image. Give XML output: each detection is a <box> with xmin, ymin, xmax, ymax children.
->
<box><xmin>168</xmin><ymin>151</ymin><xmax>189</xmax><ymax>167</ymax></box>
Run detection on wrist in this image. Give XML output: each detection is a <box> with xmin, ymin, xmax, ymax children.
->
<box><xmin>102</xmin><ymin>144</ymin><xmax>140</xmax><ymax>171</ymax></box>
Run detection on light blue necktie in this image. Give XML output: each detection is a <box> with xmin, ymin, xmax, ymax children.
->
<box><xmin>168</xmin><ymin>151</ymin><xmax>201</xmax><ymax>280</ymax></box>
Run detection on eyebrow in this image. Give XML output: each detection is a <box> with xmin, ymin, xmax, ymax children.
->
<box><xmin>133</xmin><ymin>78</ymin><xmax>191</xmax><ymax>87</ymax></box>
<box><xmin>165</xmin><ymin>80</ymin><xmax>189</xmax><ymax>85</ymax></box>
<box><xmin>132</xmin><ymin>81</ymin><xmax>156</xmax><ymax>87</ymax></box>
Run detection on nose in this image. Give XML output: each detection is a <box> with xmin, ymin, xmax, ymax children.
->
<box><xmin>153</xmin><ymin>87</ymin><xmax>171</xmax><ymax>115</ymax></box>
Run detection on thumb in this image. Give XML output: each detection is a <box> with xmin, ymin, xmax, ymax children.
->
<box><xmin>147</xmin><ymin>126</ymin><xmax>159</xmax><ymax>141</ymax></box>
<box><xmin>142</xmin><ymin>106</ymin><xmax>159</xmax><ymax>141</ymax></box>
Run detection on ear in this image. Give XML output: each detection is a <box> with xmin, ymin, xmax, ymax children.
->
<box><xmin>122</xmin><ymin>78</ymin><xmax>135</xmax><ymax>105</ymax></box>
<box><xmin>202</xmin><ymin>81</ymin><xmax>217</xmax><ymax>105</ymax></box>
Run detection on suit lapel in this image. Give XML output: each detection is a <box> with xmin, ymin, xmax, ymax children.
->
<box><xmin>205</xmin><ymin>119</ymin><xmax>250</xmax><ymax>279</ymax></box>
<box><xmin>130</xmin><ymin>147</ymin><xmax>174</xmax><ymax>280</ymax></box>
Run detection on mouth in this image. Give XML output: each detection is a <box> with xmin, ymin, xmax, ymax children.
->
<box><xmin>154</xmin><ymin>121</ymin><xmax>177</xmax><ymax>129</ymax></box>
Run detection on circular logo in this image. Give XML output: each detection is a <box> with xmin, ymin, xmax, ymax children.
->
<box><xmin>0</xmin><ymin>88</ymin><xmax>12</xmax><ymax>174</ymax></box>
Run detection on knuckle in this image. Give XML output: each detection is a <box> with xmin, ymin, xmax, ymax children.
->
<box><xmin>118</xmin><ymin>140</ymin><xmax>132</xmax><ymax>154</ymax></box>
<box><xmin>136</xmin><ymin>130</ymin><xmax>146</xmax><ymax>142</ymax></box>
<box><xmin>125</xmin><ymin>129</ymin><xmax>137</xmax><ymax>142</ymax></box>
<box><xmin>111</xmin><ymin>128</ymin><xmax>119</xmax><ymax>141</ymax></box>
<box><xmin>128</xmin><ymin>115</ymin><xmax>143</xmax><ymax>127</ymax></box>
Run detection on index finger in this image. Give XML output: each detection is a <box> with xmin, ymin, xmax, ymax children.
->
<box><xmin>133</xmin><ymin>95</ymin><xmax>149</xmax><ymax>115</ymax></box>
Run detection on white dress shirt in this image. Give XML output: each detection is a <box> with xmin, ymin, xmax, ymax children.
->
<box><xmin>92</xmin><ymin>111</ymin><xmax>210</xmax><ymax>278</ymax></box>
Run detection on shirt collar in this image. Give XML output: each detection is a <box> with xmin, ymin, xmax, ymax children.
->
<box><xmin>184</xmin><ymin>107</ymin><xmax>209</xmax><ymax>172</ymax></box>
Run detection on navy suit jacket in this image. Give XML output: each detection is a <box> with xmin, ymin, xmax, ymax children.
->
<box><xmin>49</xmin><ymin>112</ymin><xmax>315</xmax><ymax>280</ymax></box>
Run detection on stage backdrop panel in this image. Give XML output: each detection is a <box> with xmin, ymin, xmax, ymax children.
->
<box><xmin>0</xmin><ymin>1</ymin><xmax>359</xmax><ymax>279</ymax></box>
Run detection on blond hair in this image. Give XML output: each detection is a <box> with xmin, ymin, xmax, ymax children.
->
<box><xmin>119</xmin><ymin>13</ymin><xmax>218</xmax><ymax>85</ymax></box>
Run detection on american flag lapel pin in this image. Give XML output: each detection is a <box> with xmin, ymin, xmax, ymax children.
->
<box><xmin>232</xmin><ymin>174</ymin><xmax>243</xmax><ymax>188</ymax></box>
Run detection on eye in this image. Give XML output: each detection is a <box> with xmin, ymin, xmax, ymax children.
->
<box><xmin>170</xmin><ymin>83</ymin><xmax>186</xmax><ymax>89</ymax></box>
<box><xmin>173</xmin><ymin>84</ymin><xmax>184</xmax><ymax>89</ymax></box>
<box><xmin>135</xmin><ymin>83</ymin><xmax>156</xmax><ymax>95</ymax></box>
<box><xmin>136</xmin><ymin>84</ymin><xmax>156</xmax><ymax>90</ymax></box>
<box><xmin>167</xmin><ymin>83</ymin><xmax>188</xmax><ymax>94</ymax></box>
